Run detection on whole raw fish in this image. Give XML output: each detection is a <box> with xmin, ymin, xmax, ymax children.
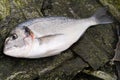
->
<box><xmin>3</xmin><ymin>8</ymin><xmax>113</xmax><ymax>58</ymax></box>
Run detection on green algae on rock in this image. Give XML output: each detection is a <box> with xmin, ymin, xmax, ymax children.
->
<box><xmin>99</xmin><ymin>0</ymin><xmax>120</xmax><ymax>21</ymax></box>
<box><xmin>0</xmin><ymin>0</ymin><xmax>10</xmax><ymax>19</ymax></box>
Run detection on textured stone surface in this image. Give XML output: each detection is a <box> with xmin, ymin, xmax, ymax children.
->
<box><xmin>99</xmin><ymin>0</ymin><xmax>120</xmax><ymax>22</ymax></box>
<box><xmin>0</xmin><ymin>0</ymin><xmax>10</xmax><ymax>19</ymax></box>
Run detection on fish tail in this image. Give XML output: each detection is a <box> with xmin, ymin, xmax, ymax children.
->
<box><xmin>92</xmin><ymin>7</ymin><xmax>113</xmax><ymax>24</ymax></box>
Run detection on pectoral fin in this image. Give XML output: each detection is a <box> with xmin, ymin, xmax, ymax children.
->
<box><xmin>37</xmin><ymin>34</ymin><xmax>63</xmax><ymax>44</ymax></box>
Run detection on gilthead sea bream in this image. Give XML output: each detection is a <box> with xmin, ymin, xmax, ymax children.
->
<box><xmin>3</xmin><ymin>8</ymin><xmax>113</xmax><ymax>58</ymax></box>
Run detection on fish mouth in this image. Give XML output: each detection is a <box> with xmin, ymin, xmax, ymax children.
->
<box><xmin>3</xmin><ymin>47</ymin><xmax>21</xmax><ymax>57</ymax></box>
<box><xmin>4</xmin><ymin>46</ymin><xmax>17</xmax><ymax>54</ymax></box>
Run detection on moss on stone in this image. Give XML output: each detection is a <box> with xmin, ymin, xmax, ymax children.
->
<box><xmin>99</xmin><ymin>0</ymin><xmax>120</xmax><ymax>21</ymax></box>
<box><xmin>0</xmin><ymin>0</ymin><xmax>10</xmax><ymax>19</ymax></box>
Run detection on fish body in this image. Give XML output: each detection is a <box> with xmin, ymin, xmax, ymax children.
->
<box><xmin>4</xmin><ymin>8</ymin><xmax>113</xmax><ymax>58</ymax></box>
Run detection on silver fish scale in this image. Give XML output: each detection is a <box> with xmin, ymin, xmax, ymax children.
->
<box><xmin>17</xmin><ymin>17</ymin><xmax>78</xmax><ymax>37</ymax></box>
<box><xmin>3</xmin><ymin>8</ymin><xmax>114</xmax><ymax>58</ymax></box>
<box><xmin>17</xmin><ymin>17</ymin><xmax>74</xmax><ymax>28</ymax></box>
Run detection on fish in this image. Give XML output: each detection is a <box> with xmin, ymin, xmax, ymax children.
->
<box><xmin>3</xmin><ymin>8</ymin><xmax>113</xmax><ymax>58</ymax></box>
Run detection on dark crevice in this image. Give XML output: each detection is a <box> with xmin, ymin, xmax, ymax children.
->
<box><xmin>114</xmin><ymin>61</ymin><xmax>120</xmax><ymax>80</ymax></box>
<box><xmin>33</xmin><ymin>76</ymin><xmax>39</xmax><ymax>80</ymax></box>
<box><xmin>70</xmin><ymin>49</ymin><xmax>91</xmax><ymax>68</ymax></box>
<box><xmin>72</xmin><ymin>72</ymin><xmax>103</xmax><ymax>80</ymax></box>
<box><xmin>96</xmin><ymin>0</ymin><xmax>106</xmax><ymax>7</ymax></box>
<box><xmin>113</xmin><ymin>24</ymin><xmax>120</xmax><ymax>80</ymax></box>
<box><xmin>41</xmin><ymin>0</ymin><xmax>52</xmax><ymax>16</ymax></box>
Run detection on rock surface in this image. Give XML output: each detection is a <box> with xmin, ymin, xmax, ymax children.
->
<box><xmin>0</xmin><ymin>0</ymin><xmax>119</xmax><ymax>80</ymax></box>
<box><xmin>99</xmin><ymin>0</ymin><xmax>120</xmax><ymax>22</ymax></box>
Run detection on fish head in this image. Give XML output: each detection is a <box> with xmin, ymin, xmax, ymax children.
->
<box><xmin>3</xmin><ymin>26</ymin><xmax>34</xmax><ymax>58</ymax></box>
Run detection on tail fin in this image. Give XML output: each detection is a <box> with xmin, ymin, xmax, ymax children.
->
<box><xmin>92</xmin><ymin>7</ymin><xmax>113</xmax><ymax>24</ymax></box>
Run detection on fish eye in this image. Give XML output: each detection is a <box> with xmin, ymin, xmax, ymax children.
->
<box><xmin>11</xmin><ymin>34</ymin><xmax>18</xmax><ymax>40</ymax></box>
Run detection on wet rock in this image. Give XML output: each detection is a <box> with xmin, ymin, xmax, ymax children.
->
<box><xmin>99</xmin><ymin>0</ymin><xmax>120</xmax><ymax>22</ymax></box>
